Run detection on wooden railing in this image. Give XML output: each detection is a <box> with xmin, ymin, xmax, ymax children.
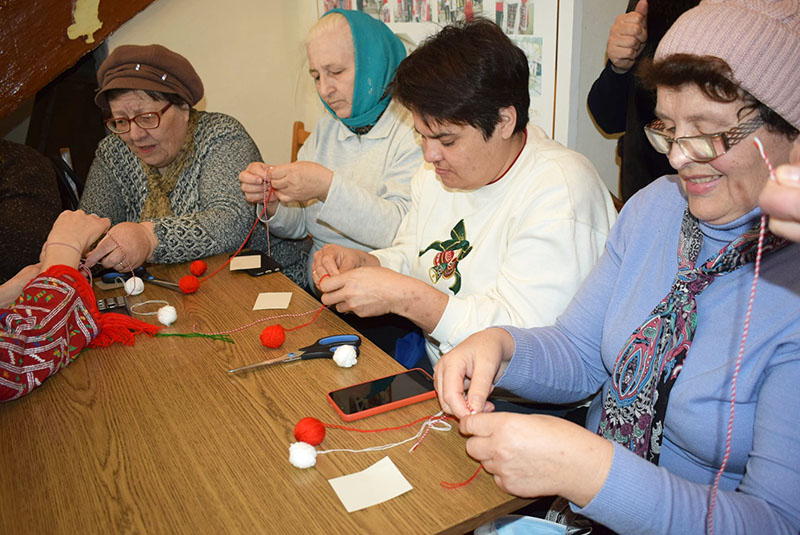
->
<box><xmin>0</xmin><ymin>0</ymin><xmax>156</xmax><ymax>119</ymax></box>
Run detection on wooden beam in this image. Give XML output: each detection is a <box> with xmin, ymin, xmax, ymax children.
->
<box><xmin>0</xmin><ymin>0</ymin><xmax>156</xmax><ymax>120</ymax></box>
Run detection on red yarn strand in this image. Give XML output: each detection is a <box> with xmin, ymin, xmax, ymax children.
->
<box><xmin>283</xmin><ymin>305</ymin><xmax>325</xmax><ymax>332</ymax></box>
<box><xmin>441</xmin><ymin>465</ymin><xmax>482</xmax><ymax>489</ymax></box>
<box><xmin>199</xmin><ymin>187</ymin><xmax>275</xmax><ymax>284</ymax></box>
<box><xmin>195</xmin><ymin>305</ymin><xmax>326</xmax><ymax>337</ymax></box>
<box><xmin>322</xmin><ymin>413</ymin><xmax>453</xmax><ymax>434</ymax></box>
<box><xmin>706</xmin><ymin>215</ymin><xmax>766</xmax><ymax>535</ymax></box>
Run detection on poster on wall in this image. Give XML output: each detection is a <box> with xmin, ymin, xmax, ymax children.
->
<box><xmin>317</xmin><ymin>0</ymin><xmax>558</xmax><ymax>137</ymax></box>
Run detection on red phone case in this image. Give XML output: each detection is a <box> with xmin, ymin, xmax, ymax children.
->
<box><xmin>327</xmin><ymin>368</ymin><xmax>437</xmax><ymax>422</ymax></box>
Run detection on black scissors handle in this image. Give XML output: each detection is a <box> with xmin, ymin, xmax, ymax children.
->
<box><xmin>296</xmin><ymin>334</ymin><xmax>361</xmax><ymax>360</ymax></box>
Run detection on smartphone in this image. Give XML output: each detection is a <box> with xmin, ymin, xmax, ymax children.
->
<box><xmin>234</xmin><ymin>249</ymin><xmax>283</xmax><ymax>277</ymax></box>
<box><xmin>327</xmin><ymin>368</ymin><xmax>436</xmax><ymax>422</ymax></box>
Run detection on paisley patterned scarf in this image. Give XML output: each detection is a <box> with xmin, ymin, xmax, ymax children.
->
<box><xmin>597</xmin><ymin>207</ymin><xmax>788</xmax><ymax>463</ymax></box>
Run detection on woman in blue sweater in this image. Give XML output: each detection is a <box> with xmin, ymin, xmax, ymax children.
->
<box><xmin>435</xmin><ymin>1</ymin><xmax>800</xmax><ymax>533</ymax></box>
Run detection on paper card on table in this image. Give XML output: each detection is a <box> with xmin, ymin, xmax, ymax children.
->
<box><xmin>230</xmin><ymin>255</ymin><xmax>261</xmax><ymax>271</ymax></box>
<box><xmin>327</xmin><ymin>456</ymin><xmax>413</xmax><ymax>513</ymax></box>
<box><xmin>253</xmin><ymin>292</ymin><xmax>292</xmax><ymax>310</ymax></box>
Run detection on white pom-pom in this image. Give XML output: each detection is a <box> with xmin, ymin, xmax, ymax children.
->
<box><xmin>157</xmin><ymin>305</ymin><xmax>178</xmax><ymax>326</ymax></box>
<box><xmin>289</xmin><ymin>442</ymin><xmax>317</xmax><ymax>468</ymax></box>
<box><xmin>124</xmin><ymin>276</ymin><xmax>144</xmax><ymax>296</ymax></box>
<box><xmin>332</xmin><ymin>344</ymin><xmax>358</xmax><ymax>368</ymax></box>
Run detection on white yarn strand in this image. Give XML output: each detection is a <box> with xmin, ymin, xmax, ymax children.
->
<box><xmin>130</xmin><ymin>300</ymin><xmax>170</xmax><ymax>315</ymax></box>
<box><xmin>317</xmin><ymin>414</ymin><xmax>451</xmax><ymax>456</ymax></box>
<box><xmin>288</xmin><ymin>413</ymin><xmax>451</xmax><ymax>469</ymax></box>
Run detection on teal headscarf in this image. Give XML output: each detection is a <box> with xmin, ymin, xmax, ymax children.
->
<box><xmin>320</xmin><ymin>9</ymin><xmax>406</xmax><ymax>131</ymax></box>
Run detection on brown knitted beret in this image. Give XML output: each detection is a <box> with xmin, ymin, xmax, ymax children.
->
<box><xmin>95</xmin><ymin>44</ymin><xmax>204</xmax><ymax>109</ymax></box>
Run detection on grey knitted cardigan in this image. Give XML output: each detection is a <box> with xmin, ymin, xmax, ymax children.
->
<box><xmin>80</xmin><ymin>111</ymin><xmax>308</xmax><ymax>286</ymax></box>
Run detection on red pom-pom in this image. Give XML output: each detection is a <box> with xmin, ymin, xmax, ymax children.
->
<box><xmin>190</xmin><ymin>260</ymin><xmax>207</xmax><ymax>276</ymax></box>
<box><xmin>294</xmin><ymin>417</ymin><xmax>326</xmax><ymax>446</ymax></box>
<box><xmin>179</xmin><ymin>275</ymin><xmax>200</xmax><ymax>294</ymax></box>
<box><xmin>260</xmin><ymin>324</ymin><xmax>286</xmax><ymax>348</ymax></box>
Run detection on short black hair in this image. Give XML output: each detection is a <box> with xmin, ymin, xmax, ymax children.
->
<box><xmin>391</xmin><ymin>18</ymin><xmax>529</xmax><ymax>139</ymax></box>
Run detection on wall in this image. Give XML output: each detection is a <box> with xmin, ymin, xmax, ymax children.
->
<box><xmin>4</xmin><ymin>0</ymin><xmax>627</xmax><ymax>194</ymax></box>
<box><xmin>573</xmin><ymin>0</ymin><xmax>628</xmax><ymax>196</ymax></box>
<box><xmin>109</xmin><ymin>0</ymin><xmax>626</xmax><ymax>193</ymax></box>
<box><xmin>107</xmin><ymin>0</ymin><xmax>323</xmax><ymax>164</ymax></box>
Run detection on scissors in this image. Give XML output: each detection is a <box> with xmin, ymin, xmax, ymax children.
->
<box><xmin>101</xmin><ymin>266</ymin><xmax>182</xmax><ymax>292</ymax></box>
<box><xmin>226</xmin><ymin>334</ymin><xmax>362</xmax><ymax>374</ymax></box>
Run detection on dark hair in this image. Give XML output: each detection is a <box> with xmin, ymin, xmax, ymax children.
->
<box><xmin>103</xmin><ymin>89</ymin><xmax>188</xmax><ymax>116</ymax></box>
<box><xmin>638</xmin><ymin>54</ymin><xmax>799</xmax><ymax>139</ymax></box>
<box><xmin>391</xmin><ymin>18</ymin><xmax>529</xmax><ymax>139</ymax></box>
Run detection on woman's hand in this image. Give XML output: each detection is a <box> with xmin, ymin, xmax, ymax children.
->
<box><xmin>318</xmin><ymin>265</ymin><xmax>448</xmax><ymax>333</ymax></box>
<box><xmin>760</xmin><ymin>161</ymin><xmax>800</xmax><ymax>242</ymax></box>
<box><xmin>239</xmin><ymin>162</ymin><xmax>279</xmax><ymax>215</ymax></box>
<box><xmin>269</xmin><ymin>161</ymin><xmax>333</xmax><ymax>203</ymax></box>
<box><xmin>607</xmin><ymin>0</ymin><xmax>648</xmax><ymax>74</ymax></box>
<box><xmin>0</xmin><ymin>264</ymin><xmax>42</xmax><ymax>308</ymax></box>
<box><xmin>311</xmin><ymin>244</ymin><xmax>376</xmax><ymax>287</ymax></box>
<box><xmin>434</xmin><ymin>328</ymin><xmax>514</xmax><ymax>419</ymax></box>
<box><xmin>84</xmin><ymin>221</ymin><xmax>158</xmax><ymax>270</ymax></box>
<box><xmin>459</xmin><ymin>412</ymin><xmax>613</xmax><ymax>507</ymax></box>
<box><xmin>317</xmin><ymin>266</ymin><xmax>406</xmax><ymax>316</ymax></box>
<box><xmin>41</xmin><ymin>210</ymin><xmax>111</xmax><ymax>271</ymax></box>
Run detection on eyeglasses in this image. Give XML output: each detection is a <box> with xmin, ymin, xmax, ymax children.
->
<box><xmin>105</xmin><ymin>103</ymin><xmax>173</xmax><ymax>134</ymax></box>
<box><xmin>644</xmin><ymin>114</ymin><xmax>764</xmax><ymax>163</ymax></box>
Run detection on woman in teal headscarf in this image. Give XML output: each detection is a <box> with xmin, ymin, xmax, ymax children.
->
<box><xmin>239</xmin><ymin>9</ymin><xmax>422</xmax><ymax>291</ymax></box>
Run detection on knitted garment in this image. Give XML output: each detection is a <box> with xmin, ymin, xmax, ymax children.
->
<box><xmin>0</xmin><ymin>140</ymin><xmax>61</xmax><ymax>280</ymax></box>
<box><xmin>81</xmin><ymin>111</ymin><xmax>310</xmax><ymax>287</ymax></box>
<box><xmin>140</xmin><ymin>109</ymin><xmax>199</xmax><ymax>219</ymax></box>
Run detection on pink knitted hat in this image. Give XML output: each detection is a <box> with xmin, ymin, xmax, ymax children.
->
<box><xmin>656</xmin><ymin>0</ymin><xmax>800</xmax><ymax>130</ymax></box>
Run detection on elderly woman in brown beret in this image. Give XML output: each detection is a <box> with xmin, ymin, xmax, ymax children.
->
<box><xmin>80</xmin><ymin>44</ymin><xmax>308</xmax><ymax>284</ymax></box>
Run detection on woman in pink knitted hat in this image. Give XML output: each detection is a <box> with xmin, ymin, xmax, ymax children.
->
<box><xmin>436</xmin><ymin>1</ymin><xmax>800</xmax><ymax>533</ymax></box>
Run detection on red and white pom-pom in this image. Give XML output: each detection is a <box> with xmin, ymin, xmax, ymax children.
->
<box><xmin>332</xmin><ymin>344</ymin><xmax>358</xmax><ymax>368</ymax></box>
<box><xmin>190</xmin><ymin>260</ymin><xmax>207</xmax><ymax>276</ymax></box>
<box><xmin>289</xmin><ymin>442</ymin><xmax>317</xmax><ymax>468</ymax></box>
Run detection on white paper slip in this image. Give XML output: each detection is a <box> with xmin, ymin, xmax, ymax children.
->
<box><xmin>328</xmin><ymin>456</ymin><xmax>413</xmax><ymax>513</ymax></box>
<box><xmin>230</xmin><ymin>255</ymin><xmax>261</xmax><ymax>271</ymax></box>
<box><xmin>253</xmin><ymin>292</ymin><xmax>292</xmax><ymax>311</ymax></box>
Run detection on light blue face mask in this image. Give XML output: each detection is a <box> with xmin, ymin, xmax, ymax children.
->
<box><xmin>320</xmin><ymin>9</ymin><xmax>406</xmax><ymax>131</ymax></box>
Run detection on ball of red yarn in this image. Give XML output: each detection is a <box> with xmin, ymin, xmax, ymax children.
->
<box><xmin>190</xmin><ymin>260</ymin><xmax>207</xmax><ymax>276</ymax></box>
<box><xmin>260</xmin><ymin>324</ymin><xmax>286</xmax><ymax>348</ymax></box>
<box><xmin>294</xmin><ymin>417</ymin><xmax>326</xmax><ymax>446</ymax></box>
<box><xmin>179</xmin><ymin>275</ymin><xmax>200</xmax><ymax>294</ymax></box>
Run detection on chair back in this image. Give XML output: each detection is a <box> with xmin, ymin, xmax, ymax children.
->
<box><xmin>291</xmin><ymin>121</ymin><xmax>311</xmax><ymax>162</ymax></box>
<box><xmin>50</xmin><ymin>149</ymin><xmax>82</xmax><ymax>210</ymax></box>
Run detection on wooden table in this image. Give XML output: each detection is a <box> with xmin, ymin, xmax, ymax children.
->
<box><xmin>0</xmin><ymin>255</ymin><xmax>529</xmax><ymax>534</ymax></box>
